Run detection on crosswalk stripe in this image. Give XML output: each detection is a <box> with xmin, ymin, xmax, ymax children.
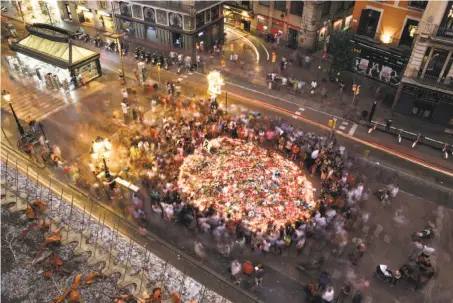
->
<box><xmin>348</xmin><ymin>123</ymin><xmax>358</xmax><ymax>136</ymax></box>
<box><xmin>339</xmin><ymin>126</ymin><xmax>346</xmax><ymax>130</ymax></box>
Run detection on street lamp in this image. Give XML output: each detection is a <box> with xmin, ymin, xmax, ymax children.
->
<box><xmin>2</xmin><ymin>90</ymin><xmax>25</xmax><ymax>136</ymax></box>
<box><xmin>103</xmin><ymin>32</ymin><xmax>126</xmax><ymax>84</ymax></box>
<box><xmin>90</xmin><ymin>136</ymin><xmax>113</xmax><ymax>181</ymax></box>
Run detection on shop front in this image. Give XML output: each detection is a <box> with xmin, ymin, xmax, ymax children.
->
<box><xmin>97</xmin><ymin>10</ymin><xmax>114</xmax><ymax>32</ymax></box>
<box><xmin>395</xmin><ymin>83</ymin><xmax>453</xmax><ymax>127</ymax></box>
<box><xmin>77</xmin><ymin>5</ymin><xmax>94</xmax><ymax>25</ymax></box>
<box><xmin>350</xmin><ymin>37</ymin><xmax>409</xmax><ymax>87</ymax></box>
<box><xmin>9</xmin><ymin>23</ymin><xmax>101</xmax><ymax>89</ymax></box>
<box><xmin>223</xmin><ymin>1</ymin><xmax>252</xmax><ymax>32</ymax></box>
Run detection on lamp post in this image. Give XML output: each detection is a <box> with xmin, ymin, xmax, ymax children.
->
<box><xmin>2</xmin><ymin>90</ymin><xmax>25</xmax><ymax>136</ymax></box>
<box><xmin>104</xmin><ymin>32</ymin><xmax>126</xmax><ymax>84</ymax></box>
<box><xmin>91</xmin><ymin>136</ymin><xmax>113</xmax><ymax>181</ymax></box>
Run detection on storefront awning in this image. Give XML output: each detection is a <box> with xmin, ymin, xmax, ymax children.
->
<box><xmin>10</xmin><ymin>34</ymin><xmax>99</xmax><ymax>69</ymax></box>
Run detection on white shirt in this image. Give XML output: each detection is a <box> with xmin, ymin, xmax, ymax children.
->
<box><xmin>322</xmin><ymin>289</ymin><xmax>335</xmax><ymax>301</ymax></box>
<box><xmin>121</xmin><ymin>102</ymin><xmax>128</xmax><ymax>114</ymax></box>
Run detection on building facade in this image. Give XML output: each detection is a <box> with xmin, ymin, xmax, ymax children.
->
<box><xmin>350</xmin><ymin>1</ymin><xmax>425</xmax><ymax>87</ymax></box>
<box><xmin>58</xmin><ymin>0</ymin><xmax>115</xmax><ymax>33</ymax></box>
<box><xmin>393</xmin><ymin>1</ymin><xmax>453</xmax><ymax>127</ymax></box>
<box><xmin>109</xmin><ymin>1</ymin><xmax>224</xmax><ymax>52</ymax></box>
<box><xmin>250</xmin><ymin>1</ymin><xmax>354</xmax><ymax>50</ymax></box>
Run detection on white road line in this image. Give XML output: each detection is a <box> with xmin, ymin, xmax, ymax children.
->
<box><xmin>348</xmin><ymin>123</ymin><xmax>358</xmax><ymax>136</ymax></box>
<box><xmin>339</xmin><ymin>126</ymin><xmax>346</xmax><ymax>130</ymax></box>
<box><xmin>298</xmin><ymin>107</ymin><xmax>305</xmax><ymax>111</ymax></box>
<box><xmin>341</xmin><ymin>121</ymin><xmax>349</xmax><ymax>125</ymax></box>
<box><xmin>37</xmin><ymin>104</ymin><xmax>70</xmax><ymax>121</ymax></box>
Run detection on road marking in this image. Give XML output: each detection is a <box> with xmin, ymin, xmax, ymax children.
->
<box><xmin>373</xmin><ymin>224</ymin><xmax>383</xmax><ymax>238</ymax></box>
<box><xmin>383</xmin><ymin>235</ymin><xmax>391</xmax><ymax>243</ymax></box>
<box><xmin>295</xmin><ymin>111</ymin><xmax>301</xmax><ymax>115</ymax></box>
<box><xmin>177</xmin><ymin>78</ymin><xmax>183</xmax><ymax>81</ymax></box>
<box><xmin>339</xmin><ymin>126</ymin><xmax>346</xmax><ymax>130</ymax></box>
<box><xmin>348</xmin><ymin>123</ymin><xmax>358</xmax><ymax>136</ymax></box>
<box><xmin>341</xmin><ymin>121</ymin><xmax>349</xmax><ymax>126</ymax></box>
<box><xmin>332</xmin><ymin>270</ymin><xmax>341</xmax><ymax>279</ymax></box>
<box><xmin>298</xmin><ymin>107</ymin><xmax>305</xmax><ymax>111</ymax></box>
<box><xmin>182</xmin><ymin>75</ymin><xmax>188</xmax><ymax>78</ymax></box>
<box><xmin>362</xmin><ymin>225</ymin><xmax>370</xmax><ymax>233</ymax></box>
<box><xmin>364</xmin><ymin>296</ymin><xmax>373</xmax><ymax>303</ymax></box>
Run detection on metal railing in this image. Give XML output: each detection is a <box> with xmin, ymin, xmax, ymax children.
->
<box><xmin>406</xmin><ymin>67</ymin><xmax>453</xmax><ymax>91</ymax></box>
<box><xmin>435</xmin><ymin>26</ymin><xmax>453</xmax><ymax>41</ymax></box>
<box><xmin>369</xmin><ymin>120</ymin><xmax>452</xmax><ymax>153</ymax></box>
<box><xmin>0</xmin><ymin>146</ymin><xmax>261</xmax><ymax>303</ymax></box>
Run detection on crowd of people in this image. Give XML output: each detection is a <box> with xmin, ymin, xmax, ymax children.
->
<box><xmin>57</xmin><ymin>82</ymin><xmax>394</xmax><ymax>301</ymax></box>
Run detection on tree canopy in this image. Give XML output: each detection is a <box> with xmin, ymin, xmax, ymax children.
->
<box><xmin>327</xmin><ymin>31</ymin><xmax>355</xmax><ymax>74</ymax></box>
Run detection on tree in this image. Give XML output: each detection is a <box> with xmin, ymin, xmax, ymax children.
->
<box><xmin>327</xmin><ymin>31</ymin><xmax>355</xmax><ymax>75</ymax></box>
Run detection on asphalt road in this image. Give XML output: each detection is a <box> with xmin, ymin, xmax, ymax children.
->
<box><xmin>2</xmin><ymin>24</ymin><xmax>453</xmax><ymax>302</ymax></box>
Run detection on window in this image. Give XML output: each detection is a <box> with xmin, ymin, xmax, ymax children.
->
<box><xmin>357</xmin><ymin>9</ymin><xmax>381</xmax><ymax>38</ymax></box>
<box><xmin>399</xmin><ymin>19</ymin><xmax>419</xmax><ymax>47</ymax></box>
<box><xmin>259</xmin><ymin>1</ymin><xmax>270</xmax><ymax>7</ymax></box>
<box><xmin>65</xmin><ymin>4</ymin><xmax>72</xmax><ymax>20</ymax></box>
<box><xmin>274</xmin><ymin>1</ymin><xmax>286</xmax><ymax>11</ymax></box>
<box><xmin>348</xmin><ymin>1</ymin><xmax>355</xmax><ymax>8</ymax></box>
<box><xmin>99</xmin><ymin>1</ymin><xmax>107</xmax><ymax>9</ymax></box>
<box><xmin>337</xmin><ymin>1</ymin><xmax>344</xmax><ymax>12</ymax></box>
<box><xmin>290</xmin><ymin>1</ymin><xmax>304</xmax><ymax>16</ymax></box>
<box><xmin>322</xmin><ymin>1</ymin><xmax>331</xmax><ymax>17</ymax></box>
<box><xmin>408</xmin><ymin>1</ymin><xmax>428</xmax><ymax>10</ymax></box>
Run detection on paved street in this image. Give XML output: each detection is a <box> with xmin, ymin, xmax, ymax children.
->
<box><xmin>2</xmin><ymin>15</ymin><xmax>453</xmax><ymax>303</ymax></box>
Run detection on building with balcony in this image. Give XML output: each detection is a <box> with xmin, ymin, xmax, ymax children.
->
<box><xmin>250</xmin><ymin>1</ymin><xmax>354</xmax><ymax>50</ymax></box>
<box><xmin>393</xmin><ymin>1</ymin><xmax>453</xmax><ymax>127</ymax></box>
<box><xmin>58</xmin><ymin>1</ymin><xmax>115</xmax><ymax>33</ymax></box>
<box><xmin>110</xmin><ymin>1</ymin><xmax>224</xmax><ymax>52</ymax></box>
<box><xmin>349</xmin><ymin>1</ymin><xmax>425</xmax><ymax>87</ymax></box>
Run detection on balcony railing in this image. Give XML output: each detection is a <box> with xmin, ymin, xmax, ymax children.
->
<box><xmin>406</xmin><ymin>67</ymin><xmax>453</xmax><ymax>91</ymax></box>
<box><xmin>436</xmin><ymin>26</ymin><xmax>453</xmax><ymax>40</ymax></box>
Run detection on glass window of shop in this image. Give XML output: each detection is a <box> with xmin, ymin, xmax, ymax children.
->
<box><xmin>73</xmin><ymin>61</ymin><xmax>99</xmax><ymax>82</ymax></box>
<box><xmin>99</xmin><ymin>14</ymin><xmax>114</xmax><ymax>31</ymax></box>
<box><xmin>146</xmin><ymin>26</ymin><xmax>158</xmax><ymax>43</ymax></box>
<box><xmin>322</xmin><ymin>1</ymin><xmax>331</xmax><ymax>17</ymax></box>
<box><xmin>119</xmin><ymin>2</ymin><xmax>132</xmax><ymax>17</ymax></box>
<box><xmin>259</xmin><ymin>1</ymin><xmax>270</xmax><ymax>7</ymax></box>
<box><xmin>78</xmin><ymin>9</ymin><xmax>94</xmax><ymax>24</ymax></box>
<box><xmin>15</xmin><ymin>53</ymin><xmax>71</xmax><ymax>84</ymax></box>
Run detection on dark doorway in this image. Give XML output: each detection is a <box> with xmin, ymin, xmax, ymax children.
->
<box><xmin>172</xmin><ymin>32</ymin><xmax>183</xmax><ymax>48</ymax></box>
<box><xmin>287</xmin><ymin>28</ymin><xmax>298</xmax><ymax>49</ymax></box>
<box><xmin>242</xmin><ymin>20</ymin><xmax>251</xmax><ymax>32</ymax></box>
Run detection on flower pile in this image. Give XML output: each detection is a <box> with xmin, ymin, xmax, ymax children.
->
<box><xmin>178</xmin><ymin>137</ymin><xmax>317</xmax><ymax>232</ymax></box>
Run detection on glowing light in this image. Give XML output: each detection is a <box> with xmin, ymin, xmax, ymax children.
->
<box><xmin>381</xmin><ymin>33</ymin><xmax>392</xmax><ymax>44</ymax></box>
<box><xmin>207</xmin><ymin>70</ymin><xmax>224</xmax><ymax>98</ymax></box>
<box><xmin>241</xmin><ymin>11</ymin><xmax>249</xmax><ymax>18</ymax></box>
<box><xmin>91</xmin><ymin>136</ymin><xmax>112</xmax><ymax>160</ymax></box>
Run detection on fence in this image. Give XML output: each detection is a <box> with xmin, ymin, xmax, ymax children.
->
<box><xmin>0</xmin><ymin>147</ymin><xmax>261</xmax><ymax>303</ymax></box>
<box><xmin>369</xmin><ymin>120</ymin><xmax>452</xmax><ymax>153</ymax></box>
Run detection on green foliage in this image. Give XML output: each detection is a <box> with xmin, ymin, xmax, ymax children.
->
<box><xmin>327</xmin><ymin>31</ymin><xmax>355</xmax><ymax>73</ymax></box>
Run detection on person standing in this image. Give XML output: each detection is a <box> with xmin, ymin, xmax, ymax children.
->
<box><xmin>254</xmin><ymin>264</ymin><xmax>264</xmax><ymax>288</ymax></box>
<box><xmin>121</xmin><ymin>100</ymin><xmax>129</xmax><ymax>124</ymax></box>
<box><xmin>322</xmin><ymin>286</ymin><xmax>335</xmax><ymax>302</ymax></box>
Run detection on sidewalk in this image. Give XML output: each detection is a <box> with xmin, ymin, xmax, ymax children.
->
<box><xmin>4</xmin><ymin>6</ymin><xmax>450</xmax><ymax>143</ymax></box>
